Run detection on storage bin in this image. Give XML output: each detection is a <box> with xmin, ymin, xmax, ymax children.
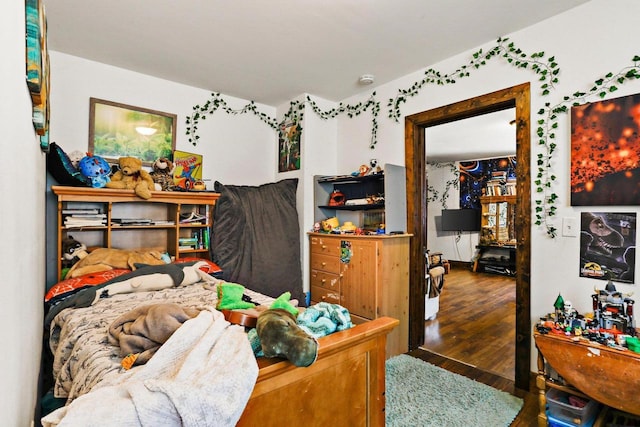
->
<box><xmin>546</xmin><ymin>411</ymin><xmax>596</xmax><ymax>427</ymax></box>
<box><xmin>546</xmin><ymin>388</ymin><xmax>601</xmax><ymax>426</ymax></box>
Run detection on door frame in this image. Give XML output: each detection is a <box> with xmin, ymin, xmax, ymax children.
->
<box><xmin>404</xmin><ymin>83</ymin><xmax>531</xmax><ymax>390</ymax></box>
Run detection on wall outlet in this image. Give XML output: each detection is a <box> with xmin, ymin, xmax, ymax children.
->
<box><xmin>562</xmin><ymin>217</ymin><xmax>578</xmax><ymax>237</ymax></box>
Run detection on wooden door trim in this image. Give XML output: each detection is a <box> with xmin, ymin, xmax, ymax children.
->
<box><xmin>404</xmin><ymin>83</ymin><xmax>531</xmax><ymax>390</ymax></box>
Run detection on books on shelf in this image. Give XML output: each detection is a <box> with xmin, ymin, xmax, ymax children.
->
<box><xmin>178</xmin><ymin>229</ymin><xmax>210</xmax><ymax>250</ymax></box>
<box><xmin>62</xmin><ymin>208</ymin><xmax>100</xmax><ymax>215</ymax></box>
<box><xmin>64</xmin><ymin>212</ymin><xmax>106</xmax><ymax>228</ymax></box>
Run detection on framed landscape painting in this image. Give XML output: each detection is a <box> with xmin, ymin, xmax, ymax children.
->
<box><xmin>88</xmin><ymin>98</ymin><xmax>176</xmax><ymax>165</ymax></box>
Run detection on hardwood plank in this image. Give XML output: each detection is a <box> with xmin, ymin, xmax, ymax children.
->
<box><xmin>422</xmin><ymin>266</ymin><xmax>516</xmax><ymax>381</ymax></box>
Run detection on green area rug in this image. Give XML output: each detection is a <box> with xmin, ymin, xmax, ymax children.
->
<box><xmin>386</xmin><ymin>354</ymin><xmax>523</xmax><ymax>427</ymax></box>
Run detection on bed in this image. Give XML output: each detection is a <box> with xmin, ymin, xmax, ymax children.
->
<box><xmin>41</xmin><ymin>261</ymin><xmax>396</xmax><ymax>426</ymax></box>
<box><xmin>41</xmin><ymin>179</ymin><xmax>398</xmax><ymax>426</ymax></box>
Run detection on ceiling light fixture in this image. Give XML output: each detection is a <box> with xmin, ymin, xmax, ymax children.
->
<box><xmin>359</xmin><ymin>74</ymin><xmax>375</xmax><ymax>85</ymax></box>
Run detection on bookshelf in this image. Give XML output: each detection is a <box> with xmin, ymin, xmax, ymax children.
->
<box><xmin>52</xmin><ymin>186</ymin><xmax>219</xmax><ymax>279</ymax></box>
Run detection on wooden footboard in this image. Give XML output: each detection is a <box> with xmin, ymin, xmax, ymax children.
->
<box><xmin>237</xmin><ymin>316</ymin><xmax>399</xmax><ymax>427</ymax></box>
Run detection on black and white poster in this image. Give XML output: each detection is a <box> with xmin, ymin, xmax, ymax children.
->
<box><xmin>580</xmin><ymin>212</ymin><xmax>636</xmax><ymax>284</ymax></box>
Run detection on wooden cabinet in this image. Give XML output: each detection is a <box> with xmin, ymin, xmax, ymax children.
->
<box><xmin>52</xmin><ymin>186</ymin><xmax>219</xmax><ymax>280</ymax></box>
<box><xmin>309</xmin><ymin>232</ymin><xmax>410</xmax><ymax>357</ymax></box>
<box><xmin>479</xmin><ymin>195</ymin><xmax>516</xmax><ymax>245</ymax></box>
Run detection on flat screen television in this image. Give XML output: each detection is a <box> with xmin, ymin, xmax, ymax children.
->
<box><xmin>441</xmin><ymin>208</ymin><xmax>480</xmax><ymax>232</ymax></box>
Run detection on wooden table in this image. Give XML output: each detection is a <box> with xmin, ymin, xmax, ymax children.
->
<box><xmin>534</xmin><ymin>331</ymin><xmax>640</xmax><ymax>426</ymax></box>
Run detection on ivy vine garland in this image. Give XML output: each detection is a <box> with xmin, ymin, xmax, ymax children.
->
<box><xmin>185</xmin><ymin>37</ymin><xmax>640</xmax><ymax>237</ymax></box>
<box><xmin>426</xmin><ymin>162</ymin><xmax>459</xmax><ymax>209</ymax></box>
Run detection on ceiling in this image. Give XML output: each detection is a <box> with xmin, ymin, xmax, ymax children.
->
<box><xmin>45</xmin><ymin>0</ymin><xmax>589</xmax><ymax>107</ymax></box>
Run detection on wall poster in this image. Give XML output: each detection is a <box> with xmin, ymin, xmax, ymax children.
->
<box><xmin>459</xmin><ymin>156</ymin><xmax>516</xmax><ymax>209</ymax></box>
<box><xmin>571</xmin><ymin>93</ymin><xmax>640</xmax><ymax>205</ymax></box>
<box><xmin>278</xmin><ymin>121</ymin><xmax>301</xmax><ymax>172</ymax></box>
<box><xmin>580</xmin><ymin>211</ymin><xmax>636</xmax><ymax>284</ymax></box>
<box><xmin>173</xmin><ymin>150</ymin><xmax>203</xmax><ymax>190</ymax></box>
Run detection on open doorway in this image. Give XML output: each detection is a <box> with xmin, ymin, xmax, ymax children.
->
<box><xmin>404</xmin><ymin>83</ymin><xmax>532</xmax><ymax>390</ymax></box>
<box><xmin>422</xmin><ymin>109</ymin><xmax>517</xmax><ymax>381</ymax></box>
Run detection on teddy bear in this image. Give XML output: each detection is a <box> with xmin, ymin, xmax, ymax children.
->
<box><xmin>149</xmin><ymin>157</ymin><xmax>175</xmax><ymax>191</ymax></box>
<box><xmin>105</xmin><ymin>156</ymin><xmax>155</xmax><ymax>199</ymax></box>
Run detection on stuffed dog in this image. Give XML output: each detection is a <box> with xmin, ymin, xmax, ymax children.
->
<box><xmin>64</xmin><ymin>247</ymin><xmax>166</xmax><ymax>279</ymax></box>
<box><xmin>256</xmin><ymin>308</ymin><xmax>318</xmax><ymax>367</ymax></box>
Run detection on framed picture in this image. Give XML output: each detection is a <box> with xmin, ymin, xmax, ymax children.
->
<box><xmin>88</xmin><ymin>98</ymin><xmax>176</xmax><ymax>165</ymax></box>
<box><xmin>579</xmin><ymin>212</ymin><xmax>636</xmax><ymax>284</ymax></box>
<box><xmin>173</xmin><ymin>150</ymin><xmax>203</xmax><ymax>190</ymax></box>
<box><xmin>571</xmin><ymin>92</ymin><xmax>640</xmax><ymax>205</ymax></box>
<box><xmin>25</xmin><ymin>0</ymin><xmax>50</xmax><ymax>150</ymax></box>
<box><xmin>278</xmin><ymin>121</ymin><xmax>301</xmax><ymax>172</ymax></box>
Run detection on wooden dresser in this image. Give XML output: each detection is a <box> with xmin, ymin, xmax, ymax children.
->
<box><xmin>309</xmin><ymin>232</ymin><xmax>410</xmax><ymax>358</ymax></box>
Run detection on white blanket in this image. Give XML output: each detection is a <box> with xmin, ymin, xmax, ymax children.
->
<box><xmin>42</xmin><ymin>308</ymin><xmax>258</xmax><ymax>427</ymax></box>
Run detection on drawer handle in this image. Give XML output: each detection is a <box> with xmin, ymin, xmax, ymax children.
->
<box><xmin>322</xmin><ymin>245</ymin><xmax>327</xmax><ymax>249</ymax></box>
<box><xmin>321</xmin><ymin>295</ymin><xmax>326</xmax><ymax>301</ymax></box>
<box><xmin>321</xmin><ymin>279</ymin><xmax>326</xmax><ymax>283</ymax></box>
<box><xmin>321</xmin><ymin>262</ymin><xmax>327</xmax><ymax>267</ymax></box>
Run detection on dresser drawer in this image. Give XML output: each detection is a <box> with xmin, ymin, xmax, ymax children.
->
<box><xmin>311</xmin><ymin>285</ymin><xmax>341</xmax><ymax>305</ymax></box>
<box><xmin>310</xmin><ymin>253</ymin><xmax>341</xmax><ymax>274</ymax></box>
<box><xmin>310</xmin><ymin>270</ymin><xmax>340</xmax><ymax>291</ymax></box>
<box><xmin>310</xmin><ymin>235</ymin><xmax>341</xmax><ymax>256</ymax></box>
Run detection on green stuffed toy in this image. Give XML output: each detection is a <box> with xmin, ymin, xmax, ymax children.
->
<box><xmin>216</xmin><ymin>282</ymin><xmax>256</xmax><ymax>310</ymax></box>
<box><xmin>268</xmin><ymin>291</ymin><xmax>298</xmax><ymax>317</ymax></box>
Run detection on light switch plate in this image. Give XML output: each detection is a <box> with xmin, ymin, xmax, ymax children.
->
<box><xmin>562</xmin><ymin>217</ymin><xmax>578</xmax><ymax>237</ymax></box>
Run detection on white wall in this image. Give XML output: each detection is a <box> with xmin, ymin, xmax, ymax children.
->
<box><xmin>334</xmin><ymin>0</ymin><xmax>640</xmax><ymax>371</ymax></box>
<box><xmin>1</xmin><ymin>1</ymin><xmax>47</xmax><ymax>425</ymax></box>
<box><xmin>50</xmin><ymin>52</ymin><xmax>277</xmax><ymax>187</ymax></box>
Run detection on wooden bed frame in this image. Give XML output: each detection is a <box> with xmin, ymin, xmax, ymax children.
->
<box><xmin>238</xmin><ymin>316</ymin><xmax>398</xmax><ymax>426</ymax></box>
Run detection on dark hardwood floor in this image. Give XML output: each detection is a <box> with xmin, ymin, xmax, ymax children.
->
<box><xmin>414</xmin><ymin>265</ymin><xmax>539</xmax><ymax>425</ymax></box>
<box><xmin>422</xmin><ymin>266</ymin><xmax>516</xmax><ymax>380</ymax></box>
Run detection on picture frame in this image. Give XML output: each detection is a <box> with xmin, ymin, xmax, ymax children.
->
<box><xmin>88</xmin><ymin>98</ymin><xmax>177</xmax><ymax>165</ymax></box>
<box><xmin>25</xmin><ymin>0</ymin><xmax>50</xmax><ymax>150</ymax></box>
<box><xmin>571</xmin><ymin>92</ymin><xmax>640</xmax><ymax>205</ymax></box>
<box><xmin>278</xmin><ymin>121</ymin><xmax>301</xmax><ymax>172</ymax></box>
<box><xmin>172</xmin><ymin>150</ymin><xmax>203</xmax><ymax>190</ymax></box>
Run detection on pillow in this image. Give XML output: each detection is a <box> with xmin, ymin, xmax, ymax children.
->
<box><xmin>46</xmin><ymin>142</ymin><xmax>90</xmax><ymax>187</ymax></box>
<box><xmin>211</xmin><ymin>179</ymin><xmax>305</xmax><ymax>305</ymax></box>
<box><xmin>45</xmin><ymin>269</ymin><xmax>130</xmax><ymax>302</ymax></box>
<box><xmin>174</xmin><ymin>257</ymin><xmax>223</xmax><ymax>275</ymax></box>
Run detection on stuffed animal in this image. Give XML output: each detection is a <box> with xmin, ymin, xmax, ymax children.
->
<box><xmin>64</xmin><ymin>247</ymin><xmax>167</xmax><ymax>279</ymax></box>
<box><xmin>150</xmin><ymin>157</ymin><xmax>175</xmax><ymax>191</ymax></box>
<box><xmin>256</xmin><ymin>308</ymin><xmax>318</xmax><ymax>367</ymax></box>
<box><xmin>61</xmin><ymin>235</ymin><xmax>89</xmax><ymax>279</ymax></box>
<box><xmin>78</xmin><ymin>153</ymin><xmax>111</xmax><ymax>188</ymax></box>
<box><xmin>105</xmin><ymin>157</ymin><xmax>155</xmax><ymax>199</ymax></box>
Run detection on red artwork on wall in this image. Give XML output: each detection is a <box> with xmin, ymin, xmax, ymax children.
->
<box><xmin>571</xmin><ymin>93</ymin><xmax>640</xmax><ymax>205</ymax></box>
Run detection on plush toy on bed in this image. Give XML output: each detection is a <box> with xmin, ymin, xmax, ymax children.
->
<box><xmin>60</xmin><ymin>235</ymin><xmax>89</xmax><ymax>279</ymax></box>
<box><xmin>150</xmin><ymin>157</ymin><xmax>175</xmax><ymax>191</ymax></box>
<box><xmin>64</xmin><ymin>247</ymin><xmax>167</xmax><ymax>279</ymax></box>
<box><xmin>105</xmin><ymin>156</ymin><xmax>156</xmax><ymax>199</ymax></box>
